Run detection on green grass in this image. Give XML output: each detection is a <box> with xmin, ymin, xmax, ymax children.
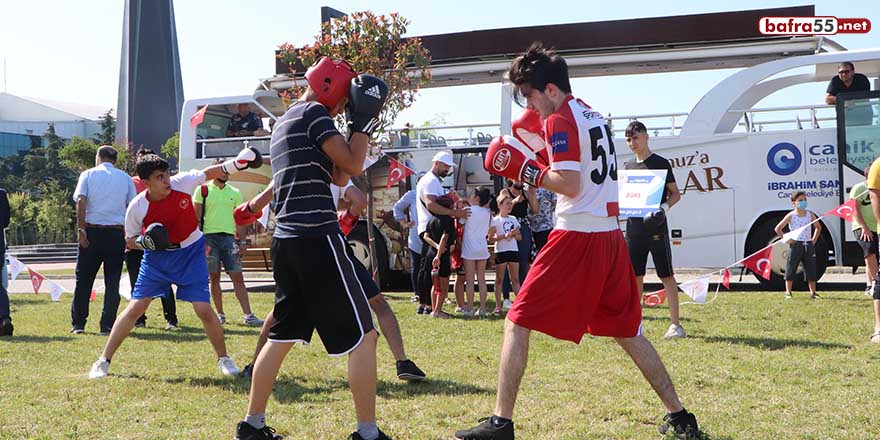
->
<box><xmin>1</xmin><ymin>291</ymin><xmax>879</xmax><ymax>439</ymax></box>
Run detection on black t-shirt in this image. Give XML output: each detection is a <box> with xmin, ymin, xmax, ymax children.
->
<box><xmin>426</xmin><ymin>215</ymin><xmax>457</xmax><ymax>250</ymax></box>
<box><xmin>624</xmin><ymin>153</ymin><xmax>676</xmax><ymax>204</ymax></box>
<box><xmin>270</xmin><ymin>101</ymin><xmax>341</xmax><ymax>238</ymax></box>
<box><xmin>826</xmin><ymin>73</ymin><xmax>871</xmax><ymax>96</ymax></box>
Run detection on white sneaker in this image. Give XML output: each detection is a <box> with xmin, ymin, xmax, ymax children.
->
<box><xmin>89</xmin><ymin>359</ymin><xmax>109</xmax><ymax>379</ymax></box>
<box><xmin>663</xmin><ymin>324</ymin><xmax>687</xmax><ymax>340</ymax></box>
<box><xmin>217</xmin><ymin>313</ymin><xmax>226</xmax><ymax>325</ymax></box>
<box><xmin>243</xmin><ymin>314</ymin><xmax>264</xmax><ymax>327</ymax></box>
<box><xmin>218</xmin><ymin>356</ymin><xmax>240</xmax><ymax>376</ymax></box>
<box><xmin>502</xmin><ymin>299</ymin><xmax>513</xmax><ymax>311</ymax></box>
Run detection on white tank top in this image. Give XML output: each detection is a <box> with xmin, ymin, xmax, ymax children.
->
<box><xmin>790</xmin><ymin>211</ymin><xmax>812</xmax><ymax>242</ymax></box>
<box><xmin>461</xmin><ymin>205</ymin><xmax>492</xmax><ymax>260</ymax></box>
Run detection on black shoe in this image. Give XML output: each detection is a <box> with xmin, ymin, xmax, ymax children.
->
<box><xmin>241</xmin><ymin>363</ymin><xmax>254</xmax><ymax>379</ymax></box>
<box><xmin>396</xmin><ymin>359</ymin><xmax>426</xmax><ymax>381</ymax></box>
<box><xmin>658</xmin><ymin>411</ymin><xmax>702</xmax><ymax>439</ymax></box>
<box><xmin>100</xmin><ymin>327</ymin><xmax>113</xmax><ymax>336</ymax></box>
<box><xmin>70</xmin><ymin>327</ymin><xmax>85</xmax><ymax>334</ymax></box>
<box><xmin>455</xmin><ymin>417</ymin><xmax>515</xmax><ymax>440</ymax></box>
<box><xmin>235</xmin><ymin>421</ymin><xmax>283</xmax><ymax>440</ymax></box>
<box><xmin>0</xmin><ymin>318</ymin><xmax>13</xmax><ymax>336</ymax></box>
<box><xmin>347</xmin><ymin>429</ymin><xmax>392</xmax><ymax>440</ymax></box>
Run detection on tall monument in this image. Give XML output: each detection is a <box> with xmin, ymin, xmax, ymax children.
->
<box><xmin>116</xmin><ymin>0</ymin><xmax>184</xmax><ymax>150</ymax></box>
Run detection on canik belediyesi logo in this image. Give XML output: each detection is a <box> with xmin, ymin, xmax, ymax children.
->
<box><xmin>767</xmin><ymin>142</ymin><xmax>802</xmax><ymax>176</ymax></box>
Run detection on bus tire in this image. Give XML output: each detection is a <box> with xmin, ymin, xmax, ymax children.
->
<box><xmin>346</xmin><ymin>222</ymin><xmax>390</xmax><ymax>289</ymax></box>
<box><xmin>745</xmin><ymin>216</ymin><xmax>829</xmax><ymax>291</ymax></box>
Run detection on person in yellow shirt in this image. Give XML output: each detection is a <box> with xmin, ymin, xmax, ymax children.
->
<box><xmin>193</xmin><ymin>176</ymin><xmax>263</xmax><ymax>326</ymax></box>
<box><xmin>850</xmin><ymin>165</ymin><xmax>878</xmax><ymax>296</ymax></box>
<box><xmin>864</xmin><ymin>159</ymin><xmax>880</xmax><ymax>343</ymax></box>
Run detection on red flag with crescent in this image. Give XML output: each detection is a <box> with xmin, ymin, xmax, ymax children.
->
<box><xmin>28</xmin><ymin>268</ymin><xmax>45</xmax><ymax>295</ymax></box>
<box><xmin>823</xmin><ymin>198</ymin><xmax>857</xmax><ymax>222</ymax></box>
<box><xmin>386</xmin><ymin>158</ymin><xmax>414</xmax><ymax>189</ymax></box>
<box><xmin>643</xmin><ymin>289</ymin><xmax>666</xmax><ymax>307</ymax></box>
<box><xmin>743</xmin><ymin>246</ymin><xmax>773</xmax><ymax>280</ymax></box>
<box><xmin>721</xmin><ymin>268</ymin><xmax>731</xmax><ymax>289</ymax></box>
<box><xmin>190</xmin><ymin>105</ymin><xmax>208</xmax><ymax>128</ymax></box>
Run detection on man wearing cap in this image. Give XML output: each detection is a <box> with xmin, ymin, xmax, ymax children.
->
<box><xmin>414</xmin><ymin>152</ymin><xmax>470</xmax><ymax>313</ymax></box>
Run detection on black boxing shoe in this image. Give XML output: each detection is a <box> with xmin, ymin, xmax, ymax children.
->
<box><xmin>658</xmin><ymin>410</ymin><xmax>703</xmax><ymax>439</ymax></box>
<box><xmin>235</xmin><ymin>421</ymin><xmax>282</xmax><ymax>440</ymax></box>
<box><xmin>455</xmin><ymin>417</ymin><xmax>514</xmax><ymax>440</ymax></box>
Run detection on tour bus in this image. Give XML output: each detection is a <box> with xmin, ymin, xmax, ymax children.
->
<box><xmin>179</xmin><ymin>47</ymin><xmax>880</xmax><ymax>290</ymax></box>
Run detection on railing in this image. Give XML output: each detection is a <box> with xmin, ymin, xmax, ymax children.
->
<box><xmin>197</xmin><ymin>136</ymin><xmax>271</xmax><ymax>159</ymax></box>
<box><xmin>380</xmin><ymin>124</ymin><xmax>500</xmax><ymax>151</ymax></box>
<box><xmin>6</xmin><ymin>226</ymin><xmax>76</xmax><ymax>246</ymax></box>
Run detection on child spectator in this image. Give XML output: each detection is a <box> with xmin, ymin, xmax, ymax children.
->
<box><xmin>775</xmin><ymin>191</ymin><xmax>822</xmax><ymax>299</ymax></box>
<box><xmin>421</xmin><ymin>195</ymin><xmax>457</xmax><ymax>318</ymax></box>
<box><xmin>490</xmin><ymin>191</ymin><xmax>522</xmax><ymax>314</ymax></box>
<box><xmin>461</xmin><ymin>187</ymin><xmax>493</xmax><ymax>317</ymax></box>
<box><xmin>450</xmin><ymin>193</ymin><xmax>467</xmax><ymax>313</ymax></box>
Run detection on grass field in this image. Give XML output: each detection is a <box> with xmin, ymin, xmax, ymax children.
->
<box><xmin>1</xmin><ymin>290</ymin><xmax>879</xmax><ymax>439</ymax></box>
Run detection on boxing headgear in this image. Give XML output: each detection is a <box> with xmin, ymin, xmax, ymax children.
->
<box><xmin>305</xmin><ymin>57</ymin><xmax>358</xmax><ymax>110</ymax></box>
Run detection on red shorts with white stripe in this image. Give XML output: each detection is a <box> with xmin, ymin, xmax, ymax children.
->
<box><xmin>507</xmin><ymin>229</ymin><xmax>642</xmax><ymax>342</ymax></box>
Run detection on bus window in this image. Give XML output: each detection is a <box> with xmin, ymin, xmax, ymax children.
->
<box><xmin>197</xmin><ymin>113</ymin><xmax>231</xmax><ymax>139</ymax></box>
<box><xmin>837</xmin><ymin>91</ymin><xmax>880</xmax><ymax>174</ymax></box>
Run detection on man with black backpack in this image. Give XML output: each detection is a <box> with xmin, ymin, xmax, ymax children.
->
<box><xmin>193</xmin><ymin>173</ymin><xmax>263</xmax><ymax>326</ymax></box>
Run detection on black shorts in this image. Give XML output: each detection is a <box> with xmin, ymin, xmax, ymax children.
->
<box><xmin>351</xmin><ymin>253</ymin><xmax>381</xmax><ymax>299</ymax></box>
<box><xmin>625</xmin><ymin>220</ymin><xmax>674</xmax><ymax>278</ymax></box>
<box><xmin>269</xmin><ymin>235</ymin><xmax>375</xmax><ymax>355</ymax></box>
<box><xmin>495</xmin><ymin>251</ymin><xmax>519</xmax><ymax>264</ymax></box>
<box><xmin>853</xmin><ymin>228</ymin><xmax>879</xmax><ymax>258</ymax></box>
<box><xmin>785</xmin><ymin>242</ymin><xmax>817</xmax><ymax>281</ymax></box>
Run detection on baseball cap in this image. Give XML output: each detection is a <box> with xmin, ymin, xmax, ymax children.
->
<box><xmin>432</xmin><ymin>151</ymin><xmax>455</xmax><ymax>167</ymax></box>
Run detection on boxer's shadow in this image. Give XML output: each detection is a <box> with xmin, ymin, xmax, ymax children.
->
<box><xmin>695</xmin><ymin>335</ymin><xmax>851</xmax><ymax>351</ymax></box>
<box><xmin>1</xmin><ymin>335</ymin><xmax>72</xmax><ymax>343</ymax></box>
<box><xmin>376</xmin><ymin>378</ymin><xmax>493</xmax><ymax>400</ymax></box>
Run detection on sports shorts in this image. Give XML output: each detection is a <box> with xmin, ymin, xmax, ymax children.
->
<box><xmin>853</xmin><ymin>228</ymin><xmax>879</xmax><ymax>258</ymax></box>
<box><xmin>133</xmin><ymin>236</ymin><xmax>210</xmax><ymax>302</ymax></box>
<box><xmin>204</xmin><ymin>233</ymin><xmax>243</xmax><ymax>273</ymax></box>
<box><xmin>625</xmin><ymin>219</ymin><xmax>674</xmax><ymax>278</ymax></box>
<box><xmin>507</xmin><ymin>229</ymin><xmax>643</xmax><ymax>342</ymax></box>
<box><xmin>268</xmin><ymin>234</ymin><xmax>375</xmax><ymax>356</ymax></box>
<box><xmin>785</xmin><ymin>242</ymin><xmax>817</xmax><ymax>281</ymax></box>
<box><xmin>495</xmin><ymin>251</ymin><xmax>519</xmax><ymax>264</ymax></box>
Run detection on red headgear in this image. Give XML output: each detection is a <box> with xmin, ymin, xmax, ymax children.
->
<box><xmin>305</xmin><ymin>57</ymin><xmax>358</xmax><ymax>110</ymax></box>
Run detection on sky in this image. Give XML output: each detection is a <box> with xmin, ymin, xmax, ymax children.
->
<box><xmin>1</xmin><ymin>0</ymin><xmax>878</xmax><ymax>130</ymax></box>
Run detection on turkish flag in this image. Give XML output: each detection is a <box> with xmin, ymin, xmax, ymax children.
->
<box><xmin>190</xmin><ymin>105</ymin><xmax>208</xmax><ymax>128</ymax></box>
<box><xmin>28</xmin><ymin>268</ymin><xmax>45</xmax><ymax>295</ymax></box>
<box><xmin>743</xmin><ymin>246</ymin><xmax>773</xmax><ymax>280</ymax></box>
<box><xmin>643</xmin><ymin>289</ymin><xmax>666</xmax><ymax>307</ymax></box>
<box><xmin>386</xmin><ymin>158</ymin><xmax>414</xmax><ymax>189</ymax></box>
<box><xmin>823</xmin><ymin>199</ymin><xmax>857</xmax><ymax>223</ymax></box>
<box><xmin>721</xmin><ymin>268</ymin><xmax>731</xmax><ymax>289</ymax></box>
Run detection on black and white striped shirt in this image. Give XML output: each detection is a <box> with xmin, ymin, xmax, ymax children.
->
<box><xmin>270</xmin><ymin>101</ymin><xmax>342</xmax><ymax>238</ymax></box>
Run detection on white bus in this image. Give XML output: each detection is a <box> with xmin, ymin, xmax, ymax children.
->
<box><xmin>179</xmin><ymin>48</ymin><xmax>880</xmax><ymax>290</ymax></box>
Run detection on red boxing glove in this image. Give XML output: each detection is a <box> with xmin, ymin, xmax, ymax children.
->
<box><xmin>233</xmin><ymin>202</ymin><xmax>260</xmax><ymax>226</ymax></box>
<box><xmin>484</xmin><ymin>135</ymin><xmax>549</xmax><ymax>188</ymax></box>
<box><xmin>512</xmin><ymin>109</ymin><xmax>550</xmax><ymax>165</ymax></box>
<box><xmin>338</xmin><ymin>210</ymin><xmax>359</xmax><ymax>236</ymax></box>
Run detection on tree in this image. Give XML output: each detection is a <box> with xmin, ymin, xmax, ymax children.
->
<box><xmin>34</xmin><ymin>180</ymin><xmax>75</xmax><ymax>243</ymax></box>
<box><xmin>93</xmin><ymin>109</ymin><xmax>116</xmax><ymax>145</ymax></box>
<box><xmin>277</xmin><ymin>11</ymin><xmax>432</xmax><ymax>137</ymax></box>
<box><xmin>59</xmin><ymin>137</ymin><xmax>98</xmax><ymax>173</ymax></box>
<box><xmin>278</xmin><ymin>11</ymin><xmax>432</xmax><ymax>286</ymax></box>
<box><xmin>161</xmin><ymin>132</ymin><xmax>180</xmax><ymax>160</ymax></box>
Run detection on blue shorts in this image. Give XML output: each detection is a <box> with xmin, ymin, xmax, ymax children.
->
<box><xmin>133</xmin><ymin>236</ymin><xmax>210</xmax><ymax>303</ymax></box>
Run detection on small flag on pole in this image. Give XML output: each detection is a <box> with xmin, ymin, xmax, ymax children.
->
<box><xmin>190</xmin><ymin>105</ymin><xmax>208</xmax><ymax>128</ymax></box>
<box><xmin>643</xmin><ymin>289</ymin><xmax>666</xmax><ymax>307</ymax></box>
<box><xmin>386</xmin><ymin>158</ymin><xmax>414</xmax><ymax>189</ymax></box>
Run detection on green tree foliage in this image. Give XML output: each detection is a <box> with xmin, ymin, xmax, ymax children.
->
<box><xmin>93</xmin><ymin>109</ymin><xmax>116</xmax><ymax>145</ymax></box>
<box><xmin>277</xmin><ymin>11</ymin><xmax>432</xmax><ymax>136</ymax></box>
<box><xmin>162</xmin><ymin>132</ymin><xmax>180</xmax><ymax>160</ymax></box>
<box><xmin>34</xmin><ymin>180</ymin><xmax>74</xmax><ymax>239</ymax></box>
<box><xmin>59</xmin><ymin>137</ymin><xmax>98</xmax><ymax>173</ymax></box>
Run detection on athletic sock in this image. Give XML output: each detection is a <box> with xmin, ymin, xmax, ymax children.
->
<box><xmin>244</xmin><ymin>413</ymin><xmax>266</xmax><ymax>430</ymax></box>
<box><xmin>99</xmin><ymin>356</ymin><xmax>110</xmax><ymax>364</ymax></box>
<box><xmin>490</xmin><ymin>415</ymin><xmax>512</xmax><ymax>427</ymax></box>
<box><xmin>356</xmin><ymin>421</ymin><xmax>379</xmax><ymax>440</ymax></box>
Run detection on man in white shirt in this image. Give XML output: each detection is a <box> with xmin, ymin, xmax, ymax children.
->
<box><xmin>414</xmin><ymin>152</ymin><xmax>469</xmax><ymax>312</ymax></box>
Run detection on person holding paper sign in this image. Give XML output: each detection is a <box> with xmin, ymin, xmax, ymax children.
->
<box><xmin>623</xmin><ymin>121</ymin><xmax>685</xmax><ymax>339</ymax></box>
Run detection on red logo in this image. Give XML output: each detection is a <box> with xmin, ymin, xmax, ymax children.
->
<box><xmin>179</xmin><ymin>198</ymin><xmax>189</xmax><ymax>209</ymax></box>
<box><xmin>492</xmin><ymin>148</ymin><xmax>511</xmax><ymax>172</ymax></box>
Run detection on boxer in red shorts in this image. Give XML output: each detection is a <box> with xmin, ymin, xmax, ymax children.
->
<box><xmin>454</xmin><ymin>43</ymin><xmax>702</xmax><ymax>440</ymax></box>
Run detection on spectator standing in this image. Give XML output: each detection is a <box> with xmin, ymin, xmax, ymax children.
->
<box><xmin>71</xmin><ymin>146</ymin><xmax>137</xmax><ymax>335</ymax></box>
<box><xmin>500</xmin><ymin>181</ymin><xmax>536</xmax><ymax>310</ymax></box>
<box><xmin>526</xmin><ymin>185</ymin><xmax>556</xmax><ymax>255</ymax></box>
<box><xmin>850</xmin><ymin>166</ymin><xmax>878</xmax><ymax>296</ymax></box>
<box><xmin>392</xmin><ymin>172</ymin><xmax>425</xmax><ymax>296</ymax></box>
<box><xmin>491</xmin><ymin>192</ymin><xmax>522</xmax><ymax>315</ymax></box>
<box><xmin>0</xmin><ymin>187</ymin><xmax>11</xmax><ymax>336</ymax></box>
<box><xmin>193</xmin><ymin>175</ymin><xmax>263</xmax><ymax>326</ymax></box>
<box><xmin>460</xmin><ymin>187</ymin><xmax>493</xmax><ymax>317</ymax></box>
